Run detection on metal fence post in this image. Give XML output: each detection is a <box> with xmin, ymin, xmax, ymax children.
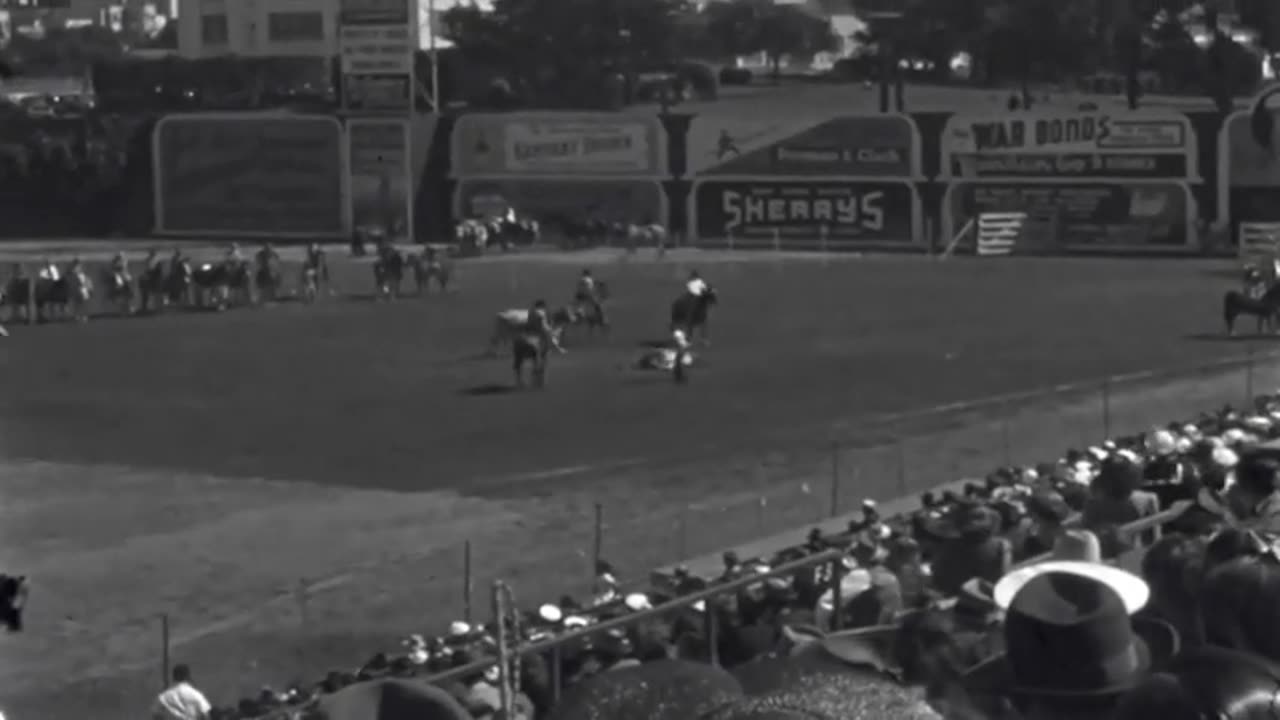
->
<box><xmin>896</xmin><ymin>439</ymin><xmax>908</xmax><ymax>495</ymax></box>
<box><xmin>25</xmin><ymin>263</ymin><xmax>36</xmax><ymax>325</ymax></box>
<box><xmin>704</xmin><ymin>604</ymin><xmax>720</xmax><ymax>666</ymax></box>
<box><xmin>1102</xmin><ymin>377</ymin><xmax>1113</xmax><ymax>440</ymax></box>
<box><xmin>829</xmin><ymin>443</ymin><xmax>840</xmax><ymax>517</ymax></box>
<box><xmin>463</xmin><ymin>540</ymin><xmax>474</xmax><ymax>624</ymax></box>
<box><xmin>1246</xmin><ymin>343</ymin><xmax>1256</xmax><ymax>405</ymax></box>
<box><xmin>591</xmin><ymin>503</ymin><xmax>604</xmax><ymax>594</ymax></box>
<box><xmin>160</xmin><ymin>613</ymin><xmax>171</xmax><ymax>689</ymax></box>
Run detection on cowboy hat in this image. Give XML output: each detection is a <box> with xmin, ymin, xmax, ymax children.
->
<box><xmin>447</xmin><ymin>621</ymin><xmax>471</xmax><ymax>638</ymax></box>
<box><xmin>623</xmin><ymin>593</ymin><xmax>652</xmax><ymax>612</ymax></box>
<box><xmin>537</xmin><ymin>603</ymin><xmax>563</xmax><ymax>623</ymax></box>
<box><xmin>1052</xmin><ymin>530</ymin><xmax>1103</xmax><ymax>563</ymax></box>
<box><xmin>950</xmin><ymin>577</ymin><xmax>1001</xmax><ymax>623</ymax></box>
<box><xmin>1146</xmin><ymin>430</ymin><xmax>1178</xmax><ymax>456</ymax></box>
<box><xmin>994</xmin><ymin>560</ymin><xmax>1149</xmax><ymax>614</ymax></box>
<box><xmin>964</xmin><ymin>569</ymin><xmax>1179</xmax><ymax>698</ymax></box>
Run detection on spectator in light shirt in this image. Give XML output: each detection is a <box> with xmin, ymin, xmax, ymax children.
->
<box><xmin>153</xmin><ymin>664</ymin><xmax>211</xmax><ymax>720</ymax></box>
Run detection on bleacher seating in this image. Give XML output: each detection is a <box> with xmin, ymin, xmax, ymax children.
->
<box><xmin>214</xmin><ymin>394</ymin><xmax>1280</xmax><ymax>720</ymax></box>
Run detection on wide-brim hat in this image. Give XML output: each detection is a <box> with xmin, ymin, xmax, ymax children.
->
<box><xmin>962</xmin><ymin>616</ymin><xmax>1178</xmax><ymax>698</ymax></box>
<box><xmin>964</xmin><ymin>563</ymin><xmax>1178</xmax><ymax>699</ymax></box>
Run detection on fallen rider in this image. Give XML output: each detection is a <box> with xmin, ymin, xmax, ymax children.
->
<box><xmin>635</xmin><ymin>328</ymin><xmax>695</xmax><ymax>383</ymax></box>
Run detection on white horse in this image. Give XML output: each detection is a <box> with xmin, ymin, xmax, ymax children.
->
<box><xmin>626</xmin><ymin>223</ymin><xmax>669</xmax><ymax>254</ymax></box>
<box><xmin>487</xmin><ymin>308</ymin><xmax>572</xmax><ymax>356</ymax></box>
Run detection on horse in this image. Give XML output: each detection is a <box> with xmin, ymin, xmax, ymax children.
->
<box><xmin>192</xmin><ymin>263</ymin><xmax>248</xmax><ymax>311</ymax></box>
<box><xmin>62</xmin><ymin>265</ymin><xmax>94</xmax><ymax>322</ymax></box>
<box><xmin>570</xmin><ymin>281</ymin><xmax>611</xmax><ymax>337</ymax></box>
<box><xmin>100</xmin><ymin>266</ymin><xmax>135</xmax><ymax>316</ymax></box>
<box><xmin>373</xmin><ymin>247</ymin><xmax>406</xmax><ymax>301</ymax></box>
<box><xmin>2</xmin><ymin>272</ymin><xmax>33</xmax><ymax>323</ymax></box>
<box><xmin>455</xmin><ymin>220</ymin><xmax>489</xmax><ymax>255</ymax></box>
<box><xmin>670</xmin><ymin>286</ymin><xmax>719</xmax><ymax>342</ymax></box>
<box><xmin>411</xmin><ymin>251</ymin><xmax>452</xmax><ymax>295</ymax></box>
<box><xmin>138</xmin><ymin>262</ymin><xmax>169</xmax><ymax>313</ymax></box>
<box><xmin>488</xmin><ymin>308</ymin><xmax>573</xmax><ymax>356</ymax></box>
<box><xmin>0</xmin><ymin>574</ymin><xmax>27</xmax><ymax>632</ymax></box>
<box><xmin>491</xmin><ymin>216</ymin><xmax>539</xmax><ymax>250</ymax></box>
<box><xmin>512</xmin><ymin>332</ymin><xmax>551</xmax><ymax>388</ymax></box>
<box><xmin>254</xmin><ymin>260</ymin><xmax>284</xmax><ymax>303</ymax></box>
<box><xmin>164</xmin><ymin>260</ymin><xmax>194</xmax><ymax>309</ymax></box>
<box><xmin>626</xmin><ymin>223</ymin><xmax>669</xmax><ymax>254</ymax></box>
<box><xmin>1224</xmin><ymin>281</ymin><xmax>1280</xmax><ymax>335</ymax></box>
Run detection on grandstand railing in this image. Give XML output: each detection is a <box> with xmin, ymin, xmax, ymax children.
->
<box><xmin>423</xmin><ymin>503</ymin><xmax>1197</xmax><ymax>712</ymax></box>
<box><xmin>424</xmin><ymin>549</ymin><xmax>848</xmax><ymax>704</ymax></box>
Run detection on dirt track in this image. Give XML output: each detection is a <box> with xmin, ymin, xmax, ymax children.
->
<box><xmin>0</xmin><ymin>251</ymin><xmax>1274</xmax><ymax>718</ymax></box>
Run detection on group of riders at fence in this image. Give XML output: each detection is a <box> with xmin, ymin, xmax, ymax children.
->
<box><xmin>451</xmin><ymin>207</ymin><xmax>670</xmax><ymax>254</ymax></box>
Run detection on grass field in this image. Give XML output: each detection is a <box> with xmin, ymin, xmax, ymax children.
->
<box><xmin>1</xmin><ymin>247</ymin><xmax>1277</xmax><ymax>719</ymax></box>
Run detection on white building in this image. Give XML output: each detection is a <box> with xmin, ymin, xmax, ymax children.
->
<box><xmin>176</xmin><ymin>0</ymin><xmax>480</xmax><ymax>58</ymax></box>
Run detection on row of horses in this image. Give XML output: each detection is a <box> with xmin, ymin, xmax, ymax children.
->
<box><xmin>455</xmin><ymin>215</ymin><xmax>670</xmax><ymax>255</ymax></box>
<box><xmin>503</xmin><ymin>285</ymin><xmax>719</xmax><ymax>389</ymax></box>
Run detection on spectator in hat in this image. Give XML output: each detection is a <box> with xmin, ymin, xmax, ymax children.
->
<box><xmin>1199</xmin><ymin>553</ymin><xmax>1280</xmax><ymax>663</ymax></box>
<box><xmin>719</xmin><ymin>551</ymin><xmax>744</xmax><ymax>582</ymax></box>
<box><xmin>844</xmin><ymin>536</ymin><xmax>902</xmax><ymax>627</ymax></box>
<box><xmin>1137</xmin><ymin>534</ymin><xmax>1206</xmax><ymax>648</ymax></box>
<box><xmin>1114</xmin><ymin>647</ymin><xmax>1280</xmax><ymax>720</ymax></box>
<box><xmin>928</xmin><ymin>500</ymin><xmax>1011</xmax><ymax>596</ymax></box>
<box><xmin>1085</xmin><ymin>455</ymin><xmax>1161</xmax><ymax>548</ymax></box>
<box><xmin>1024</xmin><ymin>489</ymin><xmax>1073</xmax><ymax>557</ymax></box>
<box><xmin>961</xmin><ymin>564</ymin><xmax>1179</xmax><ymax>720</ymax></box>
<box><xmin>1226</xmin><ymin>455</ymin><xmax>1280</xmax><ymax>533</ymax></box>
<box><xmin>153</xmin><ymin>664</ymin><xmax>212</xmax><ymax>720</ymax></box>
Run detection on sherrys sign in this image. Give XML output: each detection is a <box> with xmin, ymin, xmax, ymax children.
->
<box><xmin>152</xmin><ymin>114</ymin><xmax>345</xmax><ymax>237</ymax></box>
<box><xmin>940</xmin><ymin>110</ymin><xmax>1199</xmax><ymax>180</ymax></box>
<box><xmin>691</xmin><ymin>178</ymin><xmax>921</xmax><ymax>246</ymax></box>
<box><xmin>451</xmin><ymin>113</ymin><xmax>667</xmax><ymax>177</ymax></box>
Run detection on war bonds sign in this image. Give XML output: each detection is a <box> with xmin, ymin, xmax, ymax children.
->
<box><xmin>940</xmin><ymin>110</ymin><xmax>1198</xmax><ymax>180</ymax></box>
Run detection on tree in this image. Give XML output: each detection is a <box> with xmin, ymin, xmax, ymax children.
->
<box><xmin>443</xmin><ymin>0</ymin><xmax>689</xmax><ymax>106</ymax></box>
<box><xmin>6</xmin><ymin>26</ymin><xmax>123</xmax><ymax>75</ymax></box>
<box><xmin>703</xmin><ymin>0</ymin><xmax>837</xmax><ymax>80</ymax></box>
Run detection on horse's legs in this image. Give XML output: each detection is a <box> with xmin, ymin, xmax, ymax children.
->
<box><xmin>512</xmin><ymin>351</ymin><xmax>525</xmax><ymax>387</ymax></box>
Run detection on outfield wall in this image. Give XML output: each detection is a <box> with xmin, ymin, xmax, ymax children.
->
<box><xmin>129</xmin><ymin>91</ymin><xmax>1280</xmax><ymax>256</ymax></box>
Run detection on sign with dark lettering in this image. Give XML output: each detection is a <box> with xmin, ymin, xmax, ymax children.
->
<box><xmin>943</xmin><ymin>181</ymin><xmax>1195</xmax><ymax>252</ymax></box>
<box><xmin>452</xmin><ymin>113</ymin><xmax>667</xmax><ymax>177</ymax></box>
<box><xmin>692</xmin><ymin>178</ymin><xmax>920</xmax><ymax>245</ymax></box>
<box><xmin>153</xmin><ymin>114</ymin><xmax>345</xmax><ymax>236</ymax></box>
<box><xmin>692</xmin><ymin>114</ymin><xmax>922</xmax><ymax>178</ymax></box>
<box><xmin>941</xmin><ymin>111</ymin><xmax>1198</xmax><ymax>180</ymax></box>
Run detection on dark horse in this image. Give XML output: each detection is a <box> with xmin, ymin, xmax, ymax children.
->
<box><xmin>0</xmin><ymin>574</ymin><xmax>27</xmax><ymax>632</ymax></box>
<box><xmin>192</xmin><ymin>263</ymin><xmax>249</xmax><ymax>310</ymax></box>
<box><xmin>512</xmin><ymin>333</ymin><xmax>551</xmax><ymax>388</ymax></box>
<box><xmin>1224</xmin><ymin>282</ymin><xmax>1280</xmax><ymax>335</ymax></box>
<box><xmin>571</xmin><ymin>281</ymin><xmax>611</xmax><ymax>337</ymax></box>
<box><xmin>670</xmin><ymin>287</ymin><xmax>718</xmax><ymax>342</ymax></box>
<box><xmin>3</xmin><ymin>275</ymin><xmax>74</xmax><ymax>322</ymax></box>
<box><xmin>373</xmin><ymin>246</ymin><xmax>406</xmax><ymax>300</ymax></box>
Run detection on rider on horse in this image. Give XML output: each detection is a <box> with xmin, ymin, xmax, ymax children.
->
<box><xmin>303</xmin><ymin>243</ymin><xmax>328</xmax><ymax>279</ymax></box>
<box><xmin>225</xmin><ymin>243</ymin><xmax>245</xmax><ymax>270</ymax></box>
<box><xmin>685</xmin><ymin>270</ymin><xmax>708</xmax><ymax>299</ymax></box>
<box><xmin>256</xmin><ymin>242</ymin><xmax>279</xmax><ymax>270</ymax></box>
<box><xmin>1246</xmin><ymin>265</ymin><xmax>1271</xmax><ymax>300</ymax></box>
<box><xmin>525</xmin><ymin>299</ymin><xmax>566</xmax><ymax>354</ymax></box>
<box><xmin>37</xmin><ymin>257</ymin><xmax>59</xmax><ymax>282</ymax></box>
<box><xmin>574</xmin><ymin>269</ymin><xmax>606</xmax><ymax>325</ymax></box>
<box><xmin>110</xmin><ymin>252</ymin><xmax>131</xmax><ymax>290</ymax></box>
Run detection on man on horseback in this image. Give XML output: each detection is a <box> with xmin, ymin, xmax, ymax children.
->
<box><xmin>36</xmin><ymin>256</ymin><xmax>59</xmax><ymax>282</ymax></box>
<box><xmin>109</xmin><ymin>251</ymin><xmax>131</xmax><ymax>290</ymax></box>
<box><xmin>254</xmin><ymin>242</ymin><xmax>282</xmax><ymax>301</ymax></box>
<box><xmin>685</xmin><ymin>270</ymin><xmax>708</xmax><ymax>299</ymax></box>
<box><xmin>301</xmin><ymin>243</ymin><xmax>329</xmax><ymax>302</ymax></box>
<box><xmin>525</xmin><ymin>299</ymin><xmax>566</xmax><ymax>355</ymax></box>
<box><xmin>574</xmin><ymin>269</ymin><xmax>607</xmax><ymax>327</ymax></box>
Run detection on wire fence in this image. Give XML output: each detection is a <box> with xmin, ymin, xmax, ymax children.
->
<box><xmin>105</xmin><ymin>344</ymin><xmax>1280</xmax><ymax>710</ymax></box>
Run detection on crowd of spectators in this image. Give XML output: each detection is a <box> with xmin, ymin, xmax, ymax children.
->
<box><xmin>162</xmin><ymin>393</ymin><xmax>1280</xmax><ymax>720</ymax></box>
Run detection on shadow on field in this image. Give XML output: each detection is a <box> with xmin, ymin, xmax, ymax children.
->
<box><xmin>460</xmin><ymin>383</ymin><xmax>519</xmax><ymax>396</ymax></box>
<box><xmin>1183</xmin><ymin>332</ymin><xmax>1280</xmax><ymax>342</ymax></box>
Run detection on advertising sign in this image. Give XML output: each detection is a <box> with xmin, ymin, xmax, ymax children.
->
<box><xmin>692</xmin><ymin>114</ymin><xmax>923</xmax><ymax>179</ymax></box>
<box><xmin>940</xmin><ymin>111</ymin><xmax>1198</xmax><ymax>180</ymax></box>
<box><xmin>339</xmin><ymin>0</ymin><xmax>413</xmax><ymax>113</ymax></box>
<box><xmin>451</xmin><ymin>113</ymin><xmax>667</xmax><ymax>177</ymax></box>
<box><xmin>690</xmin><ymin>177</ymin><xmax>921</xmax><ymax>246</ymax></box>
<box><xmin>347</xmin><ymin>118</ymin><xmax>413</xmax><ymax>240</ymax></box>
<box><xmin>942</xmin><ymin>180</ymin><xmax>1196</xmax><ymax>253</ymax></box>
<box><xmin>1217</xmin><ymin>92</ymin><xmax>1280</xmax><ymax>235</ymax></box>
<box><xmin>339</xmin><ymin>25</ymin><xmax>413</xmax><ymax>74</ymax></box>
<box><xmin>152</xmin><ymin>114</ymin><xmax>345</xmax><ymax>237</ymax></box>
<box><xmin>453</xmin><ymin>178</ymin><xmax>667</xmax><ymax>225</ymax></box>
